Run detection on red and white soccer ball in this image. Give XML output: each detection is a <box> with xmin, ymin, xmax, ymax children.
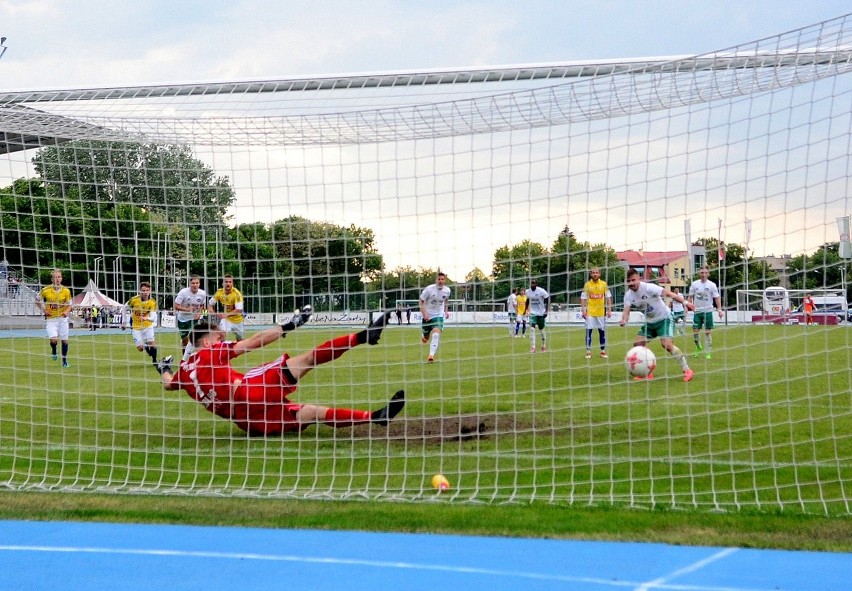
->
<box><xmin>625</xmin><ymin>346</ymin><xmax>657</xmax><ymax>378</ymax></box>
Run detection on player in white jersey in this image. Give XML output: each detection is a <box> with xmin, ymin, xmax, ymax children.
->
<box><xmin>419</xmin><ymin>272</ymin><xmax>451</xmax><ymax>362</ymax></box>
<box><xmin>505</xmin><ymin>289</ymin><xmax>518</xmax><ymax>337</ymax></box>
<box><xmin>526</xmin><ymin>278</ymin><xmax>550</xmax><ymax>353</ymax></box>
<box><xmin>619</xmin><ymin>269</ymin><xmax>695</xmax><ymax>382</ymax></box>
<box><xmin>174</xmin><ymin>275</ymin><xmax>208</xmax><ymax>361</ymax></box>
<box><xmin>669</xmin><ymin>287</ymin><xmax>686</xmax><ymax>335</ymax></box>
<box><xmin>687</xmin><ymin>266</ymin><xmax>723</xmax><ymax>359</ymax></box>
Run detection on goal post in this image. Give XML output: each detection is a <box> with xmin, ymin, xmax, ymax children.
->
<box><xmin>0</xmin><ymin>15</ymin><xmax>851</xmax><ymax>514</ymax></box>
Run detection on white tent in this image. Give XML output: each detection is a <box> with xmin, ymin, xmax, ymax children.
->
<box><xmin>71</xmin><ymin>279</ymin><xmax>122</xmax><ymax>308</ymax></box>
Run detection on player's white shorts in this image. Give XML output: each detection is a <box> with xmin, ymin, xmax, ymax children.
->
<box><xmin>220</xmin><ymin>318</ymin><xmax>245</xmax><ymax>339</ymax></box>
<box><xmin>45</xmin><ymin>317</ymin><xmax>69</xmax><ymax>340</ymax></box>
<box><xmin>584</xmin><ymin>315</ymin><xmax>607</xmax><ymax>330</ymax></box>
<box><xmin>132</xmin><ymin>327</ymin><xmax>156</xmax><ymax>347</ymax></box>
<box><xmin>517</xmin><ymin>314</ymin><xmax>529</xmax><ymax>323</ymax></box>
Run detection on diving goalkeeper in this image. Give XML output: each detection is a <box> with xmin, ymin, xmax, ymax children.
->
<box><xmin>158</xmin><ymin>307</ymin><xmax>404</xmax><ymax>436</ymax></box>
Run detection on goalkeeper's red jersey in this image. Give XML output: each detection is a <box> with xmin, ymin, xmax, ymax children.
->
<box><xmin>175</xmin><ymin>342</ymin><xmax>243</xmax><ymax>420</ymax></box>
<box><xmin>173</xmin><ymin>342</ymin><xmax>302</xmax><ymax>435</ymax></box>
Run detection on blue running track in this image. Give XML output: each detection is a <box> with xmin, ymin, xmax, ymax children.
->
<box><xmin>0</xmin><ymin>520</ymin><xmax>848</xmax><ymax>590</ymax></box>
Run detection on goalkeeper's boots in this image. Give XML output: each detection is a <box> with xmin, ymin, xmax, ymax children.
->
<box><xmin>156</xmin><ymin>355</ymin><xmax>174</xmax><ymax>375</ymax></box>
<box><xmin>371</xmin><ymin>390</ymin><xmax>405</xmax><ymax>426</ymax></box>
<box><xmin>362</xmin><ymin>310</ymin><xmax>393</xmax><ymax>346</ymax></box>
<box><xmin>280</xmin><ymin>305</ymin><xmax>313</xmax><ymax>336</ymax></box>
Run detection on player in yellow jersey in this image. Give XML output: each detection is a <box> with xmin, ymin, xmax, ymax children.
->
<box><xmin>208</xmin><ymin>274</ymin><xmax>245</xmax><ymax>341</ymax></box>
<box><xmin>514</xmin><ymin>287</ymin><xmax>528</xmax><ymax>337</ymax></box>
<box><xmin>35</xmin><ymin>269</ymin><xmax>72</xmax><ymax>367</ymax></box>
<box><xmin>581</xmin><ymin>267</ymin><xmax>613</xmax><ymax>359</ymax></box>
<box><xmin>123</xmin><ymin>282</ymin><xmax>160</xmax><ymax>369</ymax></box>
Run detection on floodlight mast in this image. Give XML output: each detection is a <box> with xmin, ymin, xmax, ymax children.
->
<box><xmin>0</xmin><ymin>37</ymin><xmax>7</xmax><ymax>61</ymax></box>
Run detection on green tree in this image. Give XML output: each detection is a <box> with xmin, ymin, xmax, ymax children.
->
<box><xmin>379</xmin><ymin>266</ymin><xmax>429</xmax><ymax>304</ymax></box>
<box><xmin>491</xmin><ymin>228</ymin><xmax>624</xmax><ymax>305</ymax></box>
<box><xmin>14</xmin><ymin>140</ymin><xmax>237</xmax><ymax>301</ymax></box>
<box><xmin>492</xmin><ymin>239</ymin><xmax>548</xmax><ymax>301</ymax></box>
<box><xmin>0</xmin><ymin>177</ymin><xmax>168</xmax><ymax>294</ymax></box>
<box><xmin>696</xmin><ymin>237</ymin><xmax>780</xmax><ymax>307</ymax></box>
<box><xmin>462</xmin><ymin>267</ymin><xmax>491</xmax><ymax>303</ymax></box>
<box><xmin>372</xmin><ymin>267</ymin><xmax>456</xmax><ymax>309</ymax></box>
<box><xmin>269</xmin><ymin>217</ymin><xmax>383</xmax><ymax>311</ymax></box>
<box><xmin>33</xmin><ymin>141</ymin><xmax>235</xmax><ymax>226</ymax></box>
<box><xmin>549</xmin><ymin>227</ymin><xmax>623</xmax><ymax>305</ymax></box>
<box><xmin>787</xmin><ymin>242</ymin><xmax>850</xmax><ymax>298</ymax></box>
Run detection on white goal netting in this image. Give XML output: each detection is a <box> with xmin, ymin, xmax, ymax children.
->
<box><xmin>0</xmin><ymin>14</ymin><xmax>850</xmax><ymax>513</ymax></box>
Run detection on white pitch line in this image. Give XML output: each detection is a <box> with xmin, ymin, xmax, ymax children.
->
<box><xmin>634</xmin><ymin>547</ymin><xmax>740</xmax><ymax>591</ymax></box>
<box><xmin>0</xmin><ymin>544</ymin><xmax>633</xmax><ymax>587</ymax></box>
<box><xmin>0</xmin><ymin>543</ymin><xmax>758</xmax><ymax>590</ymax></box>
<box><xmin>1</xmin><ymin>443</ymin><xmax>848</xmax><ymax>471</ymax></box>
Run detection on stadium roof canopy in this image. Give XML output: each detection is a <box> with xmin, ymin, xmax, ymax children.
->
<box><xmin>0</xmin><ymin>103</ymin><xmax>114</xmax><ymax>155</ymax></box>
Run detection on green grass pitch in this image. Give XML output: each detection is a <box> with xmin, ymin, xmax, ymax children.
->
<box><xmin>0</xmin><ymin>323</ymin><xmax>849</xmax><ymax>514</ymax></box>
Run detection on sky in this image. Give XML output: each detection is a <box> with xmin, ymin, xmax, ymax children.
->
<box><xmin>1</xmin><ymin>1</ymin><xmax>851</xmax><ymax>279</ymax></box>
<box><xmin>1</xmin><ymin>1</ymin><xmax>850</xmax><ymax>88</ymax></box>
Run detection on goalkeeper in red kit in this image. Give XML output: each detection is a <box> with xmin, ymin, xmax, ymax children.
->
<box><xmin>158</xmin><ymin>306</ymin><xmax>404</xmax><ymax>436</ymax></box>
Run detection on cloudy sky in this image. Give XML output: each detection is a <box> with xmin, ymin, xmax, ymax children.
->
<box><xmin>1</xmin><ymin>1</ymin><xmax>849</xmax><ymax>88</ymax></box>
<box><xmin>1</xmin><ymin>2</ymin><xmax>850</xmax><ymax>278</ymax></box>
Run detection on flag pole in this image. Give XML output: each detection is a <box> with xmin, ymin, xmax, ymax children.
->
<box><xmin>718</xmin><ymin>218</ymin><xmax>726</xmax><ymax>325</ymax></box>
<box><xmin>838</xmin><ymin>216</ymin><xmax>851</xmax><ymax>302</ymax></box>
<box><xmin>684</xmin><ymin>219</ymin><xmax>693</xmax><ymax>281</ymax></box>
<box><xmin>744</xmin><ymin>218</ymin><xmax>752</xmax><ymax>293</ymax></box>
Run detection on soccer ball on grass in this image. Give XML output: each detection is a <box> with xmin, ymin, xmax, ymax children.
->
<box><xmin>625</xmin><ymin>346</ymin><xmax>656</xmax><ymax>378</ymax></box>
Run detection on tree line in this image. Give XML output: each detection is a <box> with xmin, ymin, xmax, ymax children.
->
<box><xmin>0</xmin><ymin>140</ymin><xmax>847</xmax><ymax>312</ymax></box>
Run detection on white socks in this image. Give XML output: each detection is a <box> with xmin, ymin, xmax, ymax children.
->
<box><xmin>429</xmin><ymin>332</ymin><xmax>440</xmax><ymax>356</ymax></box>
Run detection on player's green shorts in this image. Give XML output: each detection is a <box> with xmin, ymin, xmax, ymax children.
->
<box><xmin>421</xmin><ymin>317</ymin><xmax>445</xmax><ymax>339</ymax></box>
<box><xmin>508</xmin><ymin>312</ymin><xmax>517</xmax><ymax>322</ymax></box>
<box><xmin>177</xmin><ymin>319</ymin><xmax>198</xmax><ymax>339</ymax></box>
<box><xmin>637</xmin><ymin>316</ymin><xmax>675</xmax><ymax>340</ymax></box>
<box><xmin>529</xmin><ymin>314</ymin><xmax>546</xmax><ymax>330</ymax></box>
<box><xmin>672</xmin><ymin>311</ymin><xmax>685</xmax><ymax>323</ymax></box>
<box><xmin>692</xmin><ymin>311</ymin><xmax>715</xmax><ymax>330</ymax></box>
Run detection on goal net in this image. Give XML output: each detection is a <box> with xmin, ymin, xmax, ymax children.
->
<box><xmin>736</xmin><ymin>288</ymin><xmax>849</xmax><ymax>324</ymax></box>
<box><xmin>1</xmin><ymin>15</ymin><xmax>851</xmax><ymax>514</ymax></box>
